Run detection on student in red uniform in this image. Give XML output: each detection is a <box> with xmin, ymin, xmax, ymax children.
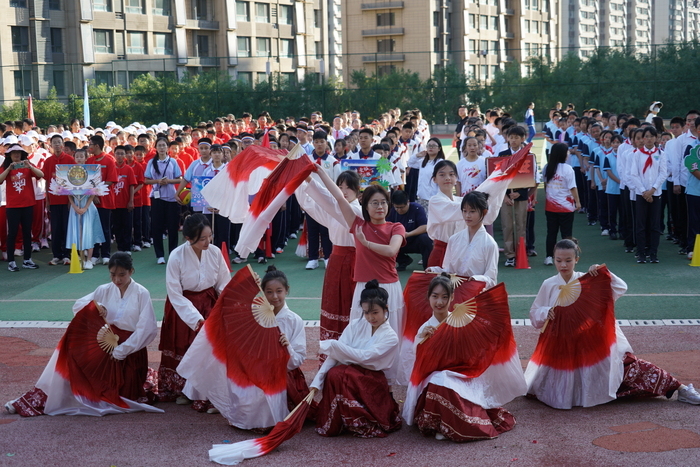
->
<box><xmin>44</xmin><ymin>134</ymin><xmax>76</xmax><ymax>266</ymax></box>
<box><xmin>124</xmin><ymin>145</ymin><xmax>145</xmax><ymax>251</ymax></box>
<box><xmin>86</xmin><ymin>135</ymin><xmax>118</xmax><ymax>265</ymax></box>
<box><xmin>1</xmin><ymin>145</ymin><xmax>44</xmax><ymax>271</ymax></box>
<box><xmin>112</xmin><ymin>146</ymin><xmax>137</xmax><ymax>254</ymax></box>
<box><xmin>134</xmin><ymin>145</ymin><xmax>151</xmax><ymax>248</ymax></box>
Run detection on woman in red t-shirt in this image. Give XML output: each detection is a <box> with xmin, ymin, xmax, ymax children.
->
<box><xmin>0</xmin><ymin>145</ymin><xmax>44</xmax><ymax>271</ymax></box>
<box><xmin>314</xmin><ymin>165</ymin><xmax>406</xmax><ymax>384</ymax></box>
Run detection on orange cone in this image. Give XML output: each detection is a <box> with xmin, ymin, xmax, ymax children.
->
<box><xmin>515</xmin><ymin>236</ymin><xmax>530</xmax><ymax>269</ymax></box>
<box><xmin>221</xmin><ymin>241</ymin><xmax>233</xmax><ymax>272</ymax></box>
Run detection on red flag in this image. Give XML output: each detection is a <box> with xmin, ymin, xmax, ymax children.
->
<box><xmin>27</xmin><ymin>94</ymin><xmax>35</xmax><ymax>124</ymax></box>
<box><xmin>261</xmin><ymin>129</ymin><xmax>271</xmax><ymax>148</ymax></box>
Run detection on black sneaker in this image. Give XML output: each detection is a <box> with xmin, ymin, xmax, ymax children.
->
<box><xmin>609</xmin><ymin>233</ymin><xmax>618</xmax><ymax>240</ymax></box>
<box><xmin>679</xmin><ymin>248</ymin><xmax>688</xmax><ymax>255</ymax></box>
<box><xmin>504</xmin><ymin>258</ymin><xmax>516</xmax><ymax>267</ymax></box>
<box><xmin>22</xmin><ymin>259</ymin><xmax>38</xmax><ymax>269</ymax></box>
<box><xmin>636</xmin><ymin>255</ymin><xmax>647</xmax><ymax>264</ymax></box>
<box><xmin>649</xmin><ymin>255</ymin><xmax>659</xmax><ymax>263</ymax></box>
<box><xmin>7</xmin><ymin>261</ymin><xmax>19</xmax><ymax>272</ymax></box>
<box><xmin>588</xmin><ymin>221</ymin><xmax>597</xmax><ymax>226</ymax></box>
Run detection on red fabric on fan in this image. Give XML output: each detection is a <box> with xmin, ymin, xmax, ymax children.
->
<box><xmin>261</xmin><ymin>129</ymin><xmax>271</xmax><ymax>149</ymax></box>
<box><xmin>225</xmin><ymin>145</ymin><xmax>283</xmax><ymax>184</ymax></box>
<box><xmin>286</xmin><ymin>367</ymin><xmax>318</xmax><ymax>420</ymax></box>
<box><xmin>426</xmin><ymin>240</ymin><xmax>447</xmax><ymax>268</ymax></box>
<box><xmin>488</xmin><ymin>143</ymin><xmax>533</xmax><ymax>182</ymax></box>
<box><xmin>530</xmin><ymin>267</ymin><xmax>617</xmax><ymax>371</ymax></box>
<box><xmin>414</xmin><ymin>383</ymin><xmax>515</xmax><ymax>441</ymax></box>
<box><xmin>402</xmin><ymin>272</ymin><xmax>486</xmax><ymax>342</ymax></box>
<box><xmin>54</xmin><ymin>301</ymin><xmax>128</xmax><ymax>408</ymax></box>
<box><xmin>410</xmin><ymin>283</ymin><xmax>512</xmax><ymax>386</ymax></box>
<box><xmin>205</xmin><ymin>265</ymin><xmax>290</xmax><ymax>395</ymax></box>
<box><xmin>248</xmin><ymin>155</ymin><xmax>315</xmax><ymax>219</ymax></box>
<box><xmin>255</xmin><ymin>396</ymin><xmax>313</xmax><ymax>455</ymax></box>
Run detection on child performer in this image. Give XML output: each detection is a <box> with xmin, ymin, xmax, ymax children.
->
<box><xmin>525</xmin><ymin>239</ymin><xmax>700</xmax><ymax>409</ymax></box>
<box><xmin>426</xmin><ymin>160</ymin><xmax>463</xmax><ymax>268</ymax></box>
<box><xmin>158</xmin><ymin>214</ymin><xmax>231</xmax><ymax>404</ymax></box>
<box><xmin>6</xmin><ymin>253</ymin><xmax>161</xmax><ymax>416</ymax></box>
<box><xmin>311</xmin><ymin>281</ymin><xmax>402</xmax><ymax>437</ymax></box>
<box><xmin>403</xmin><ymin>274</ymin><xmax>525</xmax><ymax>441</ymax></box>
<box><xmin>456</xmin><ymin>137</ymin><xmax>487</xmax><ymax>198</ymax></box>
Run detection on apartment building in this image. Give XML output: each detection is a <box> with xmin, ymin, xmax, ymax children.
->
<box><xmin>653</xmin><ymin>0</ymin><xmax>700</xmax><ymax>43</ymax></box>
<box><xmin>1</xmin><ymin>0</ymin><xmax>339</xmax><ymax>102</ymax></box>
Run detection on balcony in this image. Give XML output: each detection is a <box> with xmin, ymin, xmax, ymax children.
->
<box><xmin>362</xmin><ymin>53</ymin><xmax>405</xmax><ymax>63</ymax></box>
<box><xmin>504</xmin><ymin>9</ymin><xmax>514</xmax><ymax>15</ymax></box>
<box><xmin>188</xmin><ymin>56</ymin><xmax>218</xmax><ymax>67</ymax></box>
<box><xmin>503</xmin><ymin>32</ymin><xmax>514</xmax><ymax>39</ymax></box>
<box><xmin>362</xmin><ymin>27</ymin><xmax>404</xmax><ymax>37</ymax></box>
<box><xmin>361</xmin><ymin>1</ymin><xmax>404</xmax><ymax>10</ymax></box>
<box><xmin>185</xmin><ymin>19</ymin><xmax>219</xmax><ymax>30</ymax></box>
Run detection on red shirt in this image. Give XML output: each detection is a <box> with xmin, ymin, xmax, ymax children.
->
<box><xmin>4</xmin><ymin>167</ymin><xmax>39</xmax><ymax>208</ymax></box>
<box><xmin>351</xmin><ymin>217</ymin><xmax>406</xmax><ymax>284</ymax></box>
<box><xmin>144</xmin><ymin>148</ymin><xmax>157</xmax><ymax>163</ymax></box>
<box><xmin>127</xmin><ymin>161</ymin><xmax>145</xmax><ymax>208</ymax></box>
<box><xmin>137</xmin><ymin>161</ymin><xmax>152</xmax><ymax>207</ymax></box>
<box><xmin>43</xmin><ymin>152</ymin><xmax>76</xmax><ymax>205</ymax></box>
<box><xmin>86</xmin><ymin>153</ymin><xmax>118</xmax><ymax>209</ymax></box>
<box><xmin>113</xmin><ymin>163</ymin><xmax>137</xmax><ymax>209</ymax></box>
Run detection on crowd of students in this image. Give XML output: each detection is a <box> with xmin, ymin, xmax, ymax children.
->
<box><xmin>3</xmin><ymin>103</ymin><xmax>700</xmax><ymax>449</ymax></box>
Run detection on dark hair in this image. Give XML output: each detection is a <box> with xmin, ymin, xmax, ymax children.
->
<box><xmin>50</xmin><ymin>134</ymin><xmax>64</xmax><ymax>143</ymax></box>
<box><xmin>108</xmin><ymin>251</ymin><xmax>133</xmax><ymax>271</ymax></box>
<box><xmin>114</xmin><ymin>145</ymin><xmax>127</xmax><ymax>154</ymax></box>
<box><xmin>391</xmin><ymin>189</ymin><xmax>409</xmax><ymax>206</ymax></box>
<box><xmin>360</xmin><ymin>184</ymin><xmax>390</xmax><ymax>222</ymax></box>
<box><xmin>460</xmin><ymin>191</ymin><xmax>489</xmax><ymax>222</ymax></box>
<box><xmin>670</xmin><ymin>116</ymin><xmax>685</xmax><ymax>127</ymax></box>
<box><xmin>651</xmin><ymin>116</ymin><xmax>665</xmax><ymax>133</ymax></box>
<box><xmin>423</xmin><ymin>137</ymin><xmax>445</xmax><ymax>168</ymax></box>
<box><xmin>182</xmin><ymin>213</ymin><xmax>211</xmax><ymax>243</ymax></box>
<box><xmin>554</xmin><ymin>238</ymin><xmax>580</xmax><ymax>257</ymax></box>
<box><xmin>611</xmin><ymin>134</ymin><xmax>624</xmax><ymax>145</ymax></box>
<box><xmin>151</xmin><ymin>137</ymin><xmax>171</xmax><ymax>175</ymax></box>
<box><xmin>641</xmin><ymin>126</ymin><xmax>658</xmax><ymax>138</ymax></box>
<box><xmin>2</xmin><ymin>149</ymin><xmax>29</xmax><ymax>169</ymax></box>
<box><xmin>461</xmin><ymin>136</ymin><xmax>479</xmax><ymax>158</ymax></box>
<box><xmin>359</xmin><ymin>128</ymin><xmax>374</xmax><ymax>137</ymax></box>
<box><xmin>427</xmin><ymin>272</ymin><xmax>454</xmax><ymax>300</ymax></box>
<box><xmin>261</xmin><ymin>265</ymin><xmax>289</xmax><ymax>291</ymax></box>
<box><xmin>90</xmin><ymin>135</ymin><xmax>104</xmax><ymax>150</ymax></box>
<box><xmin>312</xmin><ymin>130</ymin><xmax>328</xmax><ymax>141</ymax></box>
<box><xmin>336</xmin><ymin>170</ymin><xmax>361</xmax><ymax>195</ymax></box>
<box><xmin>545</xmin><ymin>143</ymin><xmax>569</xmax><ymax>182</ymax></box>
<box><xmin>359</xmin><ymin>280</ymin><xmax>389</xmax><ymax>312</ymax></box>
<box><xmin>431</xmin><ymin>159</ymin><xmax>457</xmax><ymax>179</ymax></box>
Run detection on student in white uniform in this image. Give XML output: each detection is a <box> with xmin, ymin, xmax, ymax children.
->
<box><xmin>426</xmin><ymin>160</ymin><xmax>463</xmax><ymax>268</ymax></box>
<box><xmin>409</xmin><ymin>137</ymin><xmax>444</xmax><ymax>211</ymax></box>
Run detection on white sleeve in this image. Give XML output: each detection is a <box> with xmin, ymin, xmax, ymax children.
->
<box><xmin>310</xmin><ymin>356</ymin><xmax>338</xmax><ymax>392</ymax></box>
<box><xmin>652</xmin><ymin>152</ymin><xmax>667</xmax><ymax>192</ymax></box>
<box><xmin>626</xmin><ymin>152</ymin><xmax>640</xmax><ymax>194</ymax></box>
<box><xmin>165</xmin><ymin>256</ymin><xmax>203</xmax><ymax>330</ymax></box>
<box><xmin>529</xmin><ymin>282</ymin><xmax>553</xmax><ymax>330</ymax></box>
<box><xmin>429</xmin><ymin>194</ymin><xmax>463</xmax><ymax>224</ymax></box>
<box><xmin>304</xmin><ymin>178</ymin><xmax>350</xmax><ymax>228</ymax></box>
<box><xmin>608</xmin><ymin>270</ymin><xmax>628</xmax><ymax>301</ymax></box>
<box><xmin>72</xmin><ymin>292</ymin><xmax>96</xmax><ymax>315</ymax></box>
<box><xmin>112</xmin><ymin>288</ymin><xmax>158</xmax><ymax>360</ymax></box>
<box><xmin>214</xmin><ymin>248</ymin><xmax>232</xmax><ymax>295</ymax></box>
<box><xmin>295</xmin><ymin>180</ymin><xmax>342</xmax><ymax>228</ymax></box>
<box><xmin>285</xmin><ymin>318</ymin><xmax>307</xmax><ymax>371</ymax></box>
<box><xmin>320</xmin><ymin>331</ymin><xmax>398</xmax><ymax>371</ymax></box>
<box><xmin>470</xmin><ymin>241</ymin><xmax>499</xmax><ymax>289</ymax></box>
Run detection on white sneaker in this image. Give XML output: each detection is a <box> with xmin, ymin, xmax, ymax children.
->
<box><xmin>32</xmin><ymin>242</ymin><xmax>40</xmax><ymax>252</ymax></box>
<box><xmin>91</xmin><ymin>257</ymin><xmax>100</xmax><ymax>265</ymax></box>
<box><xmin>14</xmin><ymin>249</ymin><xmax>23</xmax><ymax>257</ymax></box>
<box><xmin>306</xmin><ymin>259</ymin><xmax>319</xmax><ymax>270</ymax></box>
<box><xmin>5</xmin><ymin>401</ymin><xmax>16</xmax><ymax>414</ymax></box>
<box><xmin>142</xmin><ymin>242</ymin><xmax>151</xmax><ymax>248</ymax></box>
<box><xmin>678</xmin><ymin>384</ymin><xmax>700</xmax><ymax>405</ymax></box>
<box><xmin>289</xmin><ymin>233</ymin><xmax>297</xmax><ymax>239</ymax></box>
<box><xmin>1</xmin><ymin>251</ymin><xmax>6</xmax><ymax>261</ymax></box>
<box><xmin>275</xmin><ymin>248</ymin><xmax>284</xmax><ymax>254</ymax></box>
<box><xmin>175</xmin><ymin>395</ymin><xmax>191</xmax><ymax>405</ymax></box>
<box><xmin>62</xmin><ymin>258</ymin><xmax>71</xmax><ymax>266</ymax></box>
<box><xmin>131</xmin><ymin>245</ymin><xmax>142</xmax><ymax>252</ymax></box>
<box><xmin>206</xmin><ymin>407</ymin><xmax>220</xmax><ymax>414</ymax></box>
<box><xmin>435</xmin><ymin>433</ymin><xmax>446</xmax><ymax>440</ymax></box>
<box><xmin>40</xmin><ymin>238</ymin><xmax>49</xmax><ymax>249</ymax></box>
<box><xmin>22</xmin><ymin>259</ymin><xmax>38</xmax><ymax>269</ymax></box>
<box><xmin>321</xmin><ymin>258</ymin><xmax>327</xmax><ymax>268</ymax></box>
<box><xmin>48</xmin><ymin>257</ymin><xmax>61</xmax><ymax>266</ymax></box>
<box><xmin>418</xmin><ymin>260</ymin><xmax>423</xmax><ymax>265</ymax></box>
<box><xmin>601</xmin><ymin>229</ymin><xmax>610</xmax><ymax>236</ymax></box>
<box><xmin>544</xmin><ymin>256</ymin><xmax>554</xmax><ymax>266</ymax></box>
<box><xmin>689</xmin><ymin>251</ymin><xmax>694</xmax><ymax>261</ymax></box>
<box><xmin>233</xmin><ymin>256</ymin><xmax>246</xmax><ymax>264</ymax></box>
<box><xmin>157</xmin><ymin>257</ymin><xmax>166</xmax><ymax>264</ymax></box>
<box><xmin>102</xmin><ymin>258</ymin><xmax>110</xmax><ymax>265</ymax></box>
<box><xmin>83</xmin><ymin>260</ymin><xmax>93</xmax><ymax>270</ymax></box>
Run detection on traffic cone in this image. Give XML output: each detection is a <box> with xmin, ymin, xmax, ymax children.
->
<box><xmin>515</xmin><ymin>236</ymin><xmax>531</xmax><ymax>269</ymax></box>
<box><xmin>68</xmin><ymin>243</ymin><xmax>83</xmax><ymax>274</ymax></box>
<box><xmin>690</xmin><ymin>234</ymin><xmax>700</xmax><ymax>267</ymax></box>
<box><xmin>221</xmin><ymin>241</ymin><xmax>232</xmax><ymax>272</ymax></box>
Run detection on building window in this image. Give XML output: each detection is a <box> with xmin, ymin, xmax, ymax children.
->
<box><xmin>127</xmin><ymin>32</ymin><xmax>146</xmax><ymax>54</ymax></box>
<box><xmin>94</xmin><ymin>30</ymin><xmax>114</xmax><ymax>54</ymax></box>
<box><xmin>525</xmin><ymin>0</ymin><xmax>530</xmax><ymax>9</ymax></box>
<box><xmin>490</xmin><ymin>41</ymin><xmax>499</xmax><ymax>55</ymax></box>
<box><xmin>315</xmin><ymin>41</ymin><xmax>322</xmax><ymax>59</ymax></box>
<box><xmin>10</xmin><ymin>0</ymin><xmax>27</xmax><ymax>7</ymax></box>
<box><xmin>543</xmin><ymin>0</ymin><xmax>548</xmax><ymax>11</ymax></box>
<box><xmin>49</xmin><ymin>0</ymin><xmax>61</xmax><ymax>9</ymax></box>
<box><xmin>237</xmin><ymin>36</ymin><xmax>251</xmax><ymax>57</ymax></box>
<box><xmin>14</xmin><ymin>70</ymin><xmax>32</xmax><ymax>96</ymax></box>
<box><xmin>282</xmin><ymin>72</ymin><xmax>296</xmax><ymax>86</ymax></box>
<box><xmin>469</xmin><ymin>40</ymin><xmax>476</xmax><ymax>54</ymax></box>
<box><xmin>377</xmin><ymin>39</ymin><xmax>395</xmax><ymax>53</ymax></box>
<box><xmin>533</xmin><ymin>21</ymin><xmax>539</xmax><ymax>34</ymax></box>
<box><xmin>532</xmin><ymin>0</ymin><xmax>539</xmax><ymax>10</ymax></box>
<box><xmin>53</xmin><ymin>71</ymin><xmax>66</xmax><ymax>96</ymax></box>
<box><xmin>257</xmin><ymin>72</ymin><xmax>269</xmax><ymax>84</ymax></box>
<box><xmin>197</xmin><ymin>35</ymin><xmax>210</xmax><ymax>57</ymax></box>
<box><xmin>490</xmin><ymin>16</ymin><xmax>498</xmax><ymax>30</ymax></box>
<box><xmin>193</xmin><ymin>0</ymin><xmax>208</xmax><ymax>20</ymax></box>
<box><xmin>480</xmin><ymin>15</ymin><xmax>488</xmax><ymax>29</ymax></box>
<box><xmin>279</xmin><ymin>5</ymin><xmax>293</xmax><ymax>25</ymax></box>
<box><xmin>93</xmin><ymin>0</ymin><xmax>112</xmax><ymax>12</ymax></box>
<box><xmin>378</xmin><ymin>65</ymin><xmax>396</xmax><ymax>77</ymax></box>
<box><xmin>525</xmin><ymin>20</ymin><xmax>531</xmax><ymax>34</ymax></box>
<box><xmin>377</xmin><ymin>12</ymin><xmax>396</xmax><ymax>27</ymax></box>
<box><xmin>314</xmin><ymin>9</ymin><xmax>322</xmax><ymax>28</ymax></box>
<box><xmin>481</xmin><ymin>65</ymin><xmax>488</xmax><ymax>80</ymax></box>
<box><xmin>280</xmin><ymin>39</ymin><xmax>294</xmax><ymax>58</ymax></box>
<box><xmin>255</xmin><ymin>2</ymin><xmax>269</xmax><ymax>23</ymax></box>
<box><xmin>11</xmin><ymin>27</ymin><xmax>29</xmax><ymax>52</ymax></box>
<box><xmin>153</xmin><ymin>33</ymin><xmax>173</xmax><ymax>55</ymax></box>
<box><xmin>469</xmin><ymin>14</ymin><xmax>476</xmax><ymax>29</ymax></box>
<box><xmin>50</xmin><ymin>28</ymin><xmax>63</xmax><ymax>54</ymax></box>
<box><xmin>525</xmin><ymin>43</ymin><xmax>531</xmax><ymax>56</ymax></box>
<box><xmin>543</xmin><ymin>21</ymin><xmax>549</xmax><ymax>35</ymax></box>
<box><xmin>256</xmin><ymin>37</ymin><xmax>270</xmax><ymax>57</ymax></box>
<box><xmin>237</xmin><ymin>72</ymin><xmax>252</xmax><ymax>85</ymax></box>
<box><xmin>236</xmin><ymin>1</ymin><xmax>250</xmax><ymax>21</ymax></box>
<box><xmin>153</xmin><ymin>0</ymin><xmax>170</xmax><ymax>16</ymax></box>
<box><xmin>491</xmin><ymin>65</ymin><xmax>498</xmax><ymax>77</ymax></box>
<box><xmin>468</xmin><ymin>65</ymin><xmax>476</xmax><ymax>78</ymax></box>
<box><xmin>95</xmin><ymin>71</ymin><xmax>113</xmax><ymax>86</ymax></box>
<box><xmin>480</xmin><ymin>40</ymin><xmax>488</xmax><ymax>54</ymax></box>
<box><xmin>125</xmin><ymin>0</ymin><xmax>144</xmax><ymax>14</ymax></box>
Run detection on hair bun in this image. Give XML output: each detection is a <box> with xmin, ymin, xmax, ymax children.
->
<box><xmin>265</xmin><ymin>265</ymin><xmax>278</xmax><ymax>273</ymax></box>
<box><xmin>365</xmin><ymin>279</ymin><xmax>380</xmax><ymax>290</ymax></box>
<box><xmin>439</xmin><ymin>272</ymin><xmax>451</xmax><ymax>279</ymax></box>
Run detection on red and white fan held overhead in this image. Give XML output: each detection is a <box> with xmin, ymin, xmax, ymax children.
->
<box><xmin>403</xmin><ymin>283</ymin><xmax>527</xmax><ymax>424</ymax></box>
<box><xmin>476</xmin><ymin>142</ymin><xmax>533</xmax><ymax>226</ymax></box>
<box><xmin>524</xmin><ymin>266</ymin><xmax>623</xmax><ymax>409</ymax></box>
<box><xmin>200</xmin><ymin>145</ymin><xmax>285</xmax><ymax>223</ymax></box>
<box><xmin>234</xmin><ymin>144</ymin><xmax>315</xmax><ymax>258</ymax></box>
<box><xmin>177</xmin><ymin>265</ymin><xmax>291</xmax><ymax>430</ymax></box>
<box><xmin>397</xmin><ymin>271</ymin><xmax>486</xmax><ymax>386</ymax></box>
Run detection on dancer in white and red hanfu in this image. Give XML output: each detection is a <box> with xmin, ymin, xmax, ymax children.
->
<box><xmin>525</xmin><ymin>239</ymin><xmax>700</xmax><ymax>409</ymax></box>
<box><xmin>6</xmin><ymin>253</ymin><xmax>161</xmax><ymax>417</ymax></box>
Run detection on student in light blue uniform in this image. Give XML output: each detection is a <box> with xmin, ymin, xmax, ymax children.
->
<box><xmin>603</xmin><ymin>134</ymin><xmax>624</xmax><ymax>240</ymax></box>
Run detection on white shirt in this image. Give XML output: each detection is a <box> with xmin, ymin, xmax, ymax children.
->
<box><xmin>441</xmin><ymin>225</ymin><xmax>499</xmax><ymax>289</ymax></box>
<box><xmin>544</xmin><ymin>163</ymin><xmax>577</xmax><ymax>213</ymax></box>
<box><xmin>664</xmin><ymin>137</ymin><xmax>680</xmax><ymax>184</ymax></box>
<box><xmin>165</xmin><ymin>242</ymin><xmax>231</xmax><ymax>330</ymax></box>
<box><xmin>416</xmin><ymin>158</ymin><xmax>439</xmax><ymax>200</ymax></box>
<box><xmin>73</xmin><ymin>280</ymin><xmax>157</xmax><ymax>360</ymax></box>
<box><xmin>676</xmin><ymin>131</ymin><xmax>699</xmax><ymax>187</ymax></box>
<box><xmin>28</xmin><ymin>149</ymin><xmax>48</xmax><ymax>200</ymax></box>
<box><xmin>427</xmin><ymin>190</ymin><xmax>465</xmax><ymax>243</ymax></box>
<box><xmin>627</xmin><ymin>146</ymin><xmax>667</xmax><ymax>197</ymax></box>
<box><xmin>310</xmin><ymin>318</ymin><xmax>398</xmax><ymax>391</ymax></box>
<box><xmin>330</xmin><ymin>128</ymin><xmax>348</xmax><ymax>141</ymax></box>
<box><xmin>456</xmin><ymin>156</ymin><xmax>487</xmax><ymax>196</ymax></box>
<box><xmin>616</xmin><ymin>140</ymin><xmax>635</xmax><ymax>190</ymax></box>
<box><xmin>275</xmin><ymin>304</ymin><xmax>306</xmax><ymax>371</ymax></box>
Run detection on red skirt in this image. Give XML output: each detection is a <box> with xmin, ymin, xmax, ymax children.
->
<box><xmin>427</xmin><ymin>240</ymin><xmax>447</xmax><ymax>268</ymax></box>
<box><xmin>617</xmin><ymin>352</ymin><xmax>681</xmax><ymax>399</ymax></box>
<box><xmin>287</xmin><ymin>367</ymin><xmax>318</xmax><ymax>421</ymax></box>
<box><xmin>158</xmin><ymin>287</ymin><xmax>218</xmax><ymax>401</ymax></box>
<box><xmin>316</xmin><ymin>364</ymin><xmax>402</xmax><ymax>438</ymax></box>
<box><xmin>414</xmin><ymin>383</ymin><xmax>516</xmax><ymax>441</ymax></box>
<box><xmin>320</xmin><ymin>246</ymin><xmax>356</xmax><ymax>347</ymax></box>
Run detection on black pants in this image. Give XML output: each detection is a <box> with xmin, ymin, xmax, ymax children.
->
<box><xmin>621</xmin><ymin>188</ymin><xmax>635</xmax><ymax>248</ymax></box>
<box><xmin>272</xmin><ymin>208</ymin><xmax>287</xmax><ymax>251</ymax></box>
<box><xmin>545</xmin><ymin>211</ymin><xmax>575</xmax><ymax>257</ymax></box>
<box><xmin>230</xmin><ymin>223</ymin><xmax>242</xmax><ymax>255</ymax></box>
<box><xmin>397</xmin><ymin>232</ymin><xmax>433</xmax><ymax>267</ymax></box>
<box><xmin>112</xmin><ymin>208</ymin><xmax>133</xmax><ymax>252</ymax></box>
<box><xmin>660</xmin><ymin>187</ymin><xmax>671</xmax><ymax>234</ymax></box>
<box><xmin>526</xmin><ymin>209</ymin><xmax>536</xmax><ymax>251</ymax></box>
<box><xmin>405</xmin><ymin>169</ymin><xmax>419</xmax><ymax>202</ymax></box>
<box><xmin>306</xmin><ymin>214</ymin><xmax>332</xmax><ymax>260</ymax></box>
<box><xmin>587</xmin><ymin>181</ymin><xmax>598</xmax><ymax>222</ymax></box>
<box><xmin>673</xmin><ymin>188</ymin><xmax>688</xmax><ymax>249</ymax></box>
<box><xmin>286</xmin><ymin>195</ymin><xmax>303</xmax><ymax>236</ymax></box>
<box><xmin>151</xmin><ymin>199</ymin><xmax>180</xmax><ymax>258</ymax></box>
<box><xmin>204</xmin><ymin>212</ymin><xmax>231</xmax><ymax>251</ymax></box>
<box><xmin>49</xmin><ymin>204</ymin><xmax>70</xmax><ymax>260</ymax></box>
<box><xmin>635</xmin><ymin>195</ymin><xmax>662</xmax><ymax>257</ymax></box>
<box><xmin>132</xmin><ymin>206</ymin><xmax>142</xmax><ymax>247</ymax></box>
<box><xmin>141</xmin><ymin>205</ymin><xmax>151</xmax><ymax>244</ymax></box>
<box><xmin>575</xmin><ymin>168</ymin><xmax>587</xmax><ymax>210</ymax></box>
<box><xmin>94</xmin><ymin>207</ymin><xmax>113</xmax><ymax>259</ymax></box>
<box><xmin>7</xmin><ymin>206</ymin><xmax>33</xmax><ymax>263</ymax></box>
<box><xmin>607</xmin><ymin>194</ymin><xmax>620</xmax><ymax>235</ymax></box>
<box><xmin>597</xmin><ymin>189</ymin><xmax>609</xmax><ymax>230</ymax></box>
